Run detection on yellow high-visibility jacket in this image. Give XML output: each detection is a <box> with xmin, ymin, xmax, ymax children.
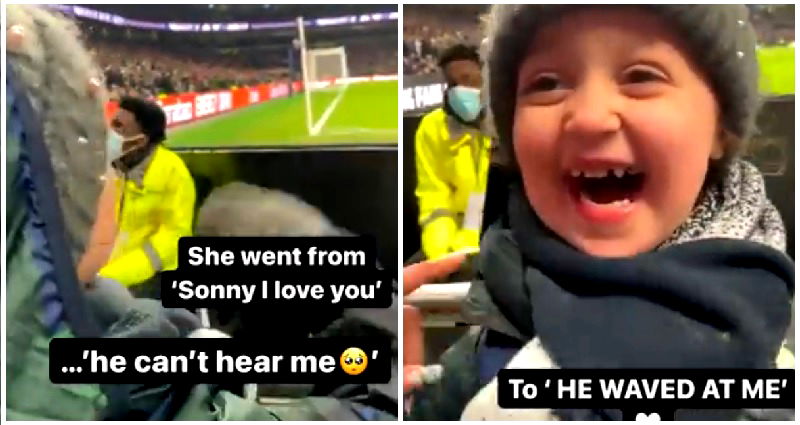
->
<box><xmin>415</xmin><ymin>108</ymin><xmax>492</xmax><ymax>260</ymax></box>
<box><xmin>98</xmin><ymin>144</ymin><xmax>195</xmax><ymax>287</ymax></box>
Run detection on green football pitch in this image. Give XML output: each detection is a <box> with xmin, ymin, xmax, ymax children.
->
<box><xmin>166</xmin><ymin>80</ymin><xmax>397</xmax><ymax>148</ymax></box>
<box><xmin>758</xmin><ymin>45</ymin><xmax>794</xmax><ymax>96</ymax></box>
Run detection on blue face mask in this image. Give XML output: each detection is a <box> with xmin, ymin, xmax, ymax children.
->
<box><xmin>106</xmin><ymin>130</ymin><xmax>146</xmax><ymax>165</ymax></box>
<box><xmin>106</xmin><ymin>130</ymin><xmax>123</xmax><ymax>165</ymax></box>
<box><xmin>447</xmin><ymin>85</ymin><xmax>482</xmax><ymax>123</ymax></box>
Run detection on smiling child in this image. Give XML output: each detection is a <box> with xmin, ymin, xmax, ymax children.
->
<box><xmin>407</xmin><ymin>5</ymin><xmax>793</xmax><ymax>421</ymax></box>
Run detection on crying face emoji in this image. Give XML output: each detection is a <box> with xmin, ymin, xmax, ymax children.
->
<box><xmin>340</xmin><ymin>347</ymin><xmax>368</xmax><ymax>375</ymax></box>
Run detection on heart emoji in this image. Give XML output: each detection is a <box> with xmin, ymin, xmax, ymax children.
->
<box><xmin>635</xmin><ymin>412</ymin><xmax>661</xmax><ymax>421</ymax></box>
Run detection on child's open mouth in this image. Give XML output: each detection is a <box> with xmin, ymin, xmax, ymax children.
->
<box><xmin>566</xmin><ymin>167</ymin><xmax>646</xmax><ymax>223</ymax></box>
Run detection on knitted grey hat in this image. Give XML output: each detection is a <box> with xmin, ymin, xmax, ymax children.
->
<box><xmin>484</xmin><ymin>5</ymin><xmax>760</xmax><ymax>167</ymax></box>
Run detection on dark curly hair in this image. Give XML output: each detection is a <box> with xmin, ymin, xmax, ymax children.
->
<box><xmin>119</xmin><ymin>96</ymin><xmax>167</xmax><ymax>145</ymax></box>
<box><xmin>438</xmin><ymin>43</ymin><xmax>481</xmax><ymax>70</ymax></box>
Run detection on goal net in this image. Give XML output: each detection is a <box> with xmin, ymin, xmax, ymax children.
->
<box><xmin>297</xmin><ymin>18</ymin><xmax>351</xmax><ymax>136</ymax></box>
<box><xmin>308</xmin><ymin>47</ymin><xmax>349</xmax><ymax>84</ymax></box>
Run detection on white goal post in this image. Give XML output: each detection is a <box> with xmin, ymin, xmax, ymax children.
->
<box><xmin>296</xmin><ymin>17</ymin><xmax>351</xmax><ymax>136</ymax></box>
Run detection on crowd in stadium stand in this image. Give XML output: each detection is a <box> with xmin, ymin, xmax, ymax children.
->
<box><xmin>403</xmin><ymin>6</ymin><xmax>483</xmax><ymax>75</ymax></box>
<box><xmin>88</xmin><ymin>40</ymin><xmax>396</xmax><ymax>98</ymax></box>
<box><xmin>338</xmin><ymin>37</ymin><xmax>398</xmax><ymax>77</ymax></box>
<box><xmin>83</xmin><ymin>31</ymin><xmax>396</xmax><ymax>98</ymax></box>
<box><xmin>750</xmin><ymin>4</ymin><xmax>795</xmax><ymax>45</ymax></box>
<box><xmin>91</xmin><ymin>41</ymin><xmax>269</xmax><ymax>99</ymax></box>
<box><xmin>403</xmin><ymin>4</ymin><xmax>795</xmax><ymax>76</ymax></box>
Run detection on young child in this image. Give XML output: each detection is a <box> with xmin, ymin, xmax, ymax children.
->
<box><xmin>406</xmin><ymin>5</ymin><xmax>793</xmax><ymax>421</ymax></box>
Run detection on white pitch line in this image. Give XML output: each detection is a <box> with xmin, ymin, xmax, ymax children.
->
<box><xmin>310</xmin><ymin>83</ymin><xmax>349</xmax><ymax>136</ymax></box>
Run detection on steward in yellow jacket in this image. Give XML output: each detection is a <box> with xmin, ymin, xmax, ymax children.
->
<box><xmin>415</xmin><ymin>44</ymin><xmax>492</xmax><ymax>260</ymax></box>
<box><xmin>87</xmin><ymin>97</ymin><xmax>195</xmax><ymax>297</ymax></box>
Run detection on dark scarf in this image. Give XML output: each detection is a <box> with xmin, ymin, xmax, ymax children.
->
<box><xmin>480</xmin><ymin>169</ymin><xmax>793</xmax><ymax>369</ymax></box>
<box><xmin>112</xmin><ymin>142</ymin><xmax>156</xmax><ymax>175</ymax></box>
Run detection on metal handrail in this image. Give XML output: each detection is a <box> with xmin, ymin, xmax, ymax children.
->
<box><xmin>405</xmin><ymin>282</ymin><xmax>470</xmax><ymax>310</ymax></box>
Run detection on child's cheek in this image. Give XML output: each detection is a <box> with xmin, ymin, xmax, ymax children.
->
<box><xmin>512</xmin><ymin>106</ymin><xmax>567</xmax><ymax>216</ymax></box>
<box><xmin>629</xmin><ymin>98</ymin><xmax>715</xmax><ymax>177</ymax></box>
<box><xmin>625</xmin><ymin>98</ymin><xmax>717</xmax><ymax>227</ymax></box>
<box><xmin>513</xmin><ymin>106</ymin><xmax>561</xmax><ymax>165</ymax></box>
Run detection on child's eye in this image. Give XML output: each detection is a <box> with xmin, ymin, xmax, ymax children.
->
<box><xmin>526</xmin><ymin>74</ymin><xmax>563</xmax><ymax>92</ymax></box>
<box><xmin>518</xmin><ymin>73</ymin><xmax>568</xmax><ymax>105</ymax></box>
<box><xmin>624</xmin><ymin>67</ymin><xmax>666</xmax><ymax>84</ymax></box>
<box><xmin>621</xmin><ymin>65</ymin><xmax>669</xmax><ymax>97</ymax></box>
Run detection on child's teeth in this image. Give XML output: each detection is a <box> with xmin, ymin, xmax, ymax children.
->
<box><xmin>572</xmin><ymin>167</ymin><xmax>643</xmax><ymax>178</ymax></box>
<box><xmin>584</xmin><ymin>170</ymin><xmax>607</xmax><ymax>178</ymax></box>
<box><xmin>612</xmin><ymin>199</ymin><xmax>631</xmax><ymax>207</ymax></box>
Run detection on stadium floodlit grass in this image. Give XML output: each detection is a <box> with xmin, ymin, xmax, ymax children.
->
<box><xmin>166</xmin><ymin>80</ymin><xmax>397</xmax><ymax>148</ymax></box>
<box><xmin>758</xmin><ymin>45</ymin><xmax>794</xmax><ymax>96</ymax></box>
